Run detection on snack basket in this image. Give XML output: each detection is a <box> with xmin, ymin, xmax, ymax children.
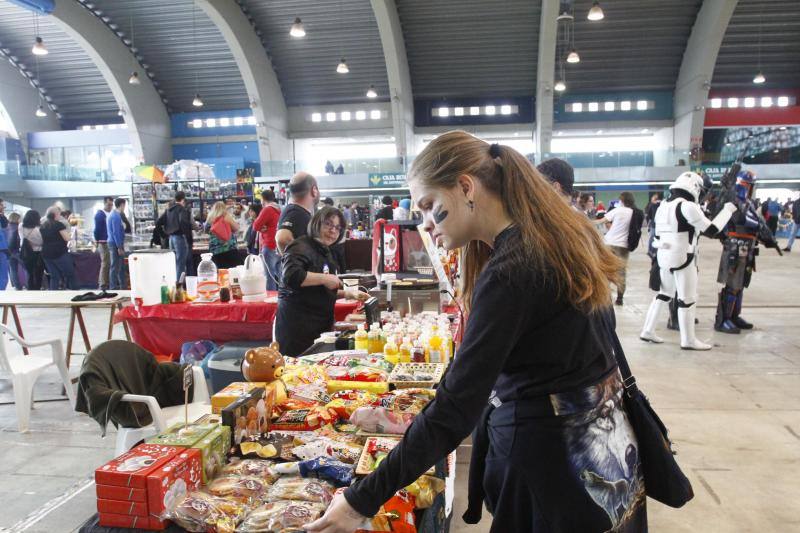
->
<box><xmin>388</xmin><ymin>363</ymin><xmax>445</xmax><ymax>389</ymax></box>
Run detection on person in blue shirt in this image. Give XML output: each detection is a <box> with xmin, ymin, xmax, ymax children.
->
<box><xmin>106</xmin><ymin>198</ymin><xmax>127</xmax><ymax>290</ymax></box>
<box><xmin>94</xmin><ymin>196</ymin><xmax>114</xmax><ymax>290</ymax></box>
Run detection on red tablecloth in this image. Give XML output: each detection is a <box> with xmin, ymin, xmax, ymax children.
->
<box><xmin>115</xmin><ymin>293</ymin><xmax>360</xmax><ymax>357</ymax></box>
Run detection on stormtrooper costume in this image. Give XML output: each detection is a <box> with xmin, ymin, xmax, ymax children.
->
<box><xmin>640</xmin><ymin>172</ymin><xmax>736</xmax><ymax>350</ymax></box>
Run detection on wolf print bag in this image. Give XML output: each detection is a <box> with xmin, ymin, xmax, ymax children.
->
<box><xmin>596</xmin><ymin>309</ymin><xmax>694</xmax><ymax>508</ymax></box>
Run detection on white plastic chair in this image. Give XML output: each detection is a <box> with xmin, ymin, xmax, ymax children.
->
<box><xmin>114</xmin><ymin>365</ymin><xmax>211</xmax><ymax>455</ymax></box>
<box><xmin>0</xmin><ymin>323</ymin><xmax>76</xmax><ymax>433</ymax></box>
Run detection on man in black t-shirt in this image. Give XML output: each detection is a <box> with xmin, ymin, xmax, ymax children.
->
<box><xmin>276</xmin><ymin>172</ymin><xmax>320</xmax><ymax>254</ymax></box>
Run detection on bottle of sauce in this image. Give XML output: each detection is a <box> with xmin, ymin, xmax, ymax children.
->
<box><xmin>354</xmin><ymin>324</ymin><xmax>369</xmax><ymax>351</ymax></box>
<box><xmin>384</xmin><ymin>335</ymin><xmax>400</xmax><ymax>365</ymax></box>
<box><xmin>399</xmin><ymin>337</ymin><xmax>413</xmax><ymax>364</ymax></box>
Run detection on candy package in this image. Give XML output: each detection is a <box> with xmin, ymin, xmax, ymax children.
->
<box><xmin>286</xmin><ymin>382</ymin><xmax>331</xmax><ymax>405</ymax></box>
<box><xmin>207</xmin><ymin>475</ymin><xmax>271</xmax><ymax>504</ymax></box>
<box><xmin>327</xmin><ymin>380</ymin><xmax>389</xmax><ymax>395</ymax></box>
<box><xmin>373</xmin><ymin>389</ymin><xmax>435</xmax><ymax>415</ymax></box>
<box><xmin>236</xmin><ymin>434</ymin><xmax>296</xmax><ymax>461</ymax></box>
<box><xmin>273</xmin><ymin>398</ymin><xmax>317</xmax><ymax>414</ymax></box>
<box><xmin>220</xmin><ymin>459</ymin><xmax>277</xmax><ymax>483</ymax></box>
<box><xmin>166</xmin><ymin>491</ymin><xmax>247</xmax><ymax>533</ymax></box>
<box><xmin>271</xmin><ymin>407</ymin><xmax>339</xmax><ymax>432</ymax></box>
<box><xmin>325</xmin><ymin>390</ymin><xmax>378</xmax><ymax>419</ymax></box>
<box><xmin>292</xmin><ymin>437</ymin><xmax>363</xmax><ymax>464</ymax></box>
<box><xmin>348</xmin><ymin>356</ymin><xmax>394</xmax><ymax>373</ymax></box>
<box><xmin>405</xmin><ymin>475</ymin><xmax>446</xmax><ymax>509</ymax></box>
<box><xmin>267</xmin><ymin>477</ymin><xmax>335</xmax><ymax>505</ymax></box>
<box><xmin>326</xmin><ymin>365</ymin><xmax>388</xmax><ymax>383</ymax></box>
<box><xmin>236</xmin><ymin>500</ymin><xmax>326</xmax><ymax>533</ymax></box>
<box><xmin>349</xmin><ymin>406</ymin><xmax>415</xmax><ymax>434</ymax></box>
<box><xmin>353</xmin><ymin>490</ymin><xmax>417</xmax><ymax>533</ymax></box>
<box><xmin>298</xmin><ymin>457</ymin><xmax>354</xmax><ymax>487</ymax></box>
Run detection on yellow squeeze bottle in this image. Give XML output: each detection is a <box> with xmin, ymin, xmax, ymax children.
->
<box><xmin>368</xmin><ymin>323</ymin><xmax>382</xmax><ymax>354</ymax></box>
<box><xmin>384</xmin><ymin>335</ymin><xmax>400</xmax><ymax>365</ymax></box>
<box><xmin>428</xmin><ymin>325</ymin><xmax>443</xmax><ymax>363</ymax></box>
<box><xmin>399</xmin><ymin>336</ymin><xmax>413</xmax><ymax>363</ymax></box>
<box><xmin>355</xmin><ymin>324</ymin><xmax>369</xmax><ymax>351</ymax></box>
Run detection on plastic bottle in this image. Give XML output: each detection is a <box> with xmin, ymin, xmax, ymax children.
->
<box><xmin>355</xmin><ymin>324</ymin><xmax>369</xmax><ymax>352</ymax></box>
<box><xmin>160</xmin><ymin>276</ymin><xmax>170</xmax><ymax>304</ymax></box>
<box><xmin>411</xmin><ymin>341</ymin><xmax>426</xmax><ymax>363</ymax></box>
<box><xmin>399</xmin><ymin>336</ymin><xmax>413</xmax><ymax>363</ymax></box>
<box><xmin>368</xmin><ymin>323</ymin><xmax>382</xmax><ymax>354</ymax></box>
<box><xmin>384</xmin><ymin>335</ymin><xmax>400</xmax><ymax>365</ymax></box>
<box><xmin>197</xmin><ymin>253</ymin><xmax>218</xmax><ymax>283</ymax></box>
<box><xmin>428</xmin><ymin>325</ymin><xmax>443</xmax><ymax>363</ymax></box>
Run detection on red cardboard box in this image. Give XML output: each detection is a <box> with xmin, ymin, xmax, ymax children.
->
<box><xmin>146</xmin><ymin>448</ymin><xmax>202</xmax><ymax>520</ymax></box>
<box><xmin>95</xmin><ymin>444</ymin><xmax>181</xmax><ymax>489</ymax></box>
<box><xmin>98</xmin><ymin>512</ymin><xmax>166</xmax><ymax>530</ymax></box>
<box><xmin>95</xmin><ymin>485</ymin><xmax>147</xmax><ymax>503</ymax></box>
<box><xmin>97</xmin><ymin>499</ymin><xmax>148</xmax><ymax>517</ymax></box>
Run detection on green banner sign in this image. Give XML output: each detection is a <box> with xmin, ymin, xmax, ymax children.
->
<box><xmin>699</xmin><ymin>165</ymin><xmax>728</xmax><ymax>180</ymax></box>
<box><xmin>368</xmin><ymin>173</ymin><xmax>407</xmax><ymax>188</ymax></box>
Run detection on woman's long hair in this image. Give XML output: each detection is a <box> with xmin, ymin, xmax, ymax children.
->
<box><xmin>22</xmin><ymin>210</ymin><xmax>40</xmax><ymax>228</ymax></box>
<box><xmin>206</xmin><ymin>201</ymin><xmax>229</xmax><ymax>226</ymax></box>
<box><xmin>408</xmin><ymin>130</ymin><xmax>621</xmax><ymax>313</ymax></box>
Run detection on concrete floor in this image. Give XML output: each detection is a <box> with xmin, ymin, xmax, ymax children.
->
<box><xmin>0</xmin><ymin>235</ymin><xmax>798</xmax><ymax>532</ymax></box>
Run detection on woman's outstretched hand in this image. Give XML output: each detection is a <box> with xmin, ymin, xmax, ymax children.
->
<box><xmin>304</xmin><ymin>493</ymin><xmax>367</xmax><ymax>533</ymax></box>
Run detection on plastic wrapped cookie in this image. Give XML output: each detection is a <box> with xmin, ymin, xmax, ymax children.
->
<box><xmin>167</xmin><ymin>491</ymin><xmax>247</xmax><ymax>533</ymax></box>
<box><xmin>221</xmin><ymin>459</ymin><xmax>279</xmax><ymax>484</ymax></box>
<box><xmin>207</xmin><ymin>475</ymin><xmax>271</xmax><ymax>504</ymax></box>
<box><xmin>267</xmin><ymin>477</ymin><xmax>335</xmax><ymax>505</ymax></box>
<box><xmin>236</xmin><ymin>500</ymin><xmax>326</xmax><ymax>532</ymax></box>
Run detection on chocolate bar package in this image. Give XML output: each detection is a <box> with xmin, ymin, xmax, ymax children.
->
<box><xmin>211</xmin><ymin>381</ymin><xmax>267</xmax><ymax>414</ymax></box>
<box><xmin>221</xmin><ymin>386</ymin><xmax>274</xmax><ymax>445</ymax></box>
<box><xmin>146</xmin><ymin>448</ymin><xmax>202</xmax><ymax>521</ymax></box>
<box><xmin>144</xmin><ymin>422</ymin><xmax>216</xmax><ymax>448</ymax></box>
<box><xmin>95</xmin><ymin>444</ymin><xmax>181</xmax><ymax>489</ymax></box>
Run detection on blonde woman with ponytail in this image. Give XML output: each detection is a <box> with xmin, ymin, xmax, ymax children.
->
<box><xmin>306</xmin><ymin>131</ymin><xmax>647</xmax><ymax>533</ymax></box>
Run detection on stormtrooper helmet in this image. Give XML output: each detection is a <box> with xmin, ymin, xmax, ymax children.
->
<box><xmin>669</xmin><ymin>172</ymin><xmax>706</xmax><ymax>202</ymax></box>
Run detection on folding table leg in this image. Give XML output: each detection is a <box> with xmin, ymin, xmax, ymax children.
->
<box><xmin>107</xmin><ymin>304</ymin><xmax>115</xmax><ymax>340</ymax></box>
<box><xmin>75</xmin><ymin>307</ymin><xmax>92</xmax><ymax>354</ymax></box>
<box><xmin>66</xmin><ymin>308</ymin><xmax>76</xmax><ymax>368</ymax></box>
<box><xmin>3</xmin><ymin>305</ymin><xmax>29</xmax><ymax>355</ymax></box>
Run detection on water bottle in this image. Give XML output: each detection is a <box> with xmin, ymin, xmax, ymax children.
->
<box><xmin>197</xmin><ymin>253</ymin><xmax>218</xmax><ymax>283</ymax></box>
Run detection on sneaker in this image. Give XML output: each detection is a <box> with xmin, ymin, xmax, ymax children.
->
<box><xmin>615</xmin><ymin>296</ymin><xmax>624</xmax><ymax>306</ymax></box>
<box><xmin>731</xmin><ymin>316</ymin><xmax>753</xmax><ymax>330</ymax></box>
<box><xmin>782</xmin><ymin>247</ymin><xmax>791</xmax><ymax>252</ymax></box>
<box><xmin>714</xmin><ymin>319</ymin><xmax>741</xmax><ymax>334</ymax></box>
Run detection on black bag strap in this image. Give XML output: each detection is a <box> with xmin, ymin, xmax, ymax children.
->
<box><xmin>595</xmin><ymin>308</ymin><xmax>640</xmax><ymax>398</ymax></box>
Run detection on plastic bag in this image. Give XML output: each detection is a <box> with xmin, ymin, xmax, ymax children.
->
<box><xmin>207</xmin><ymin>475</ymin><xmax>271</xmax><ymax>504</ymax></box>
<box><xmin>220</xmin><ymin>459</ymin><xmax>277</xmax><ymax>483</ymax></box>
<box><xmin>326</xmin><ymin>365</ymin><xmax>388</xmax><ymax>383</ymax></box>
<box><xmin>167</xmin><ymin>491</ymin><xmax>247</xmax><ymax>533</ymax></box>
<box><xmin>267</xmin><ymin>477</ymin><xmax>335</xmax><ymax>505</ymax></box>
<box><xmin>349</xmin><ymin>406</ymin><xmax>415</xmax><ymax>434</ymax></box>
<box><xmin>180</xmin><ymin>339</ymin><xmax>218</xmax><ymax>366</ymax></box>
<box><xmin>298</xmin><ymin>457</ymin><xmax>354</xmax><ymax>487</ymax></box>
<box><xmin>236</xmin><ymin>500</ymin><xmax>326</xmax><ymax>532</ymax></box>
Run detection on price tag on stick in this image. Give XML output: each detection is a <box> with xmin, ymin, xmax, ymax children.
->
<box><xmin>182</xmin><ymin>365</ymin><xmax>193</xmax><ymax>430</ymax></box>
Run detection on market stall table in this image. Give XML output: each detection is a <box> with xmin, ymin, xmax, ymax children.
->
<box><xmin>0</xmin><ymin>290</ymin><xmax>131</xmax><ymax>365</ymax></box>
<box><xmin>115</xmin><ymin>293</ymin><xmax>361</xmax><ymax>357</ymax></box>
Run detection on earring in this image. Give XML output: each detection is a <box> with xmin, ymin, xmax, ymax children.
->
<box><xmin>467</xmin><ymin>200</ymin><xmax>474</xmax><ymax>211</ymax></box>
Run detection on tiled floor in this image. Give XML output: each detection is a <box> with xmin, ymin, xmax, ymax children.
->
<box><xmin>1</xmin><ymin>237</ymin><xmax>798</xmax><ymax>532</ymax></box>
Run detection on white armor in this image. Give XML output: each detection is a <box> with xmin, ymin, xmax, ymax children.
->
<box><xmin>641</xmin><ymin>172</ymin><xmax>736</xmax><ymax>350</ymax></box>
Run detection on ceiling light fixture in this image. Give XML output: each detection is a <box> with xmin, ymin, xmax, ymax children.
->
<box><xmin>129</xmin><ymin>71</ymin><xmax>141</xmax><ymax>85</ymax></box>
<box><xmin>554</xmin><ymin>79</ymin><xmax>566</xmax><ymax>92</ymax></box>
<box><xmin>289</xmin><ymin>17</ymin><xmax>305</xmax><ymax>38</ymax></box>
<box><xmin>192</xmin><ymin>93</ymin><xmax>204</xmax><ymax>107</ymax></box>
<box><xmin>337</xmin><ymin>58</ymin><xmax>349</xmax><ymax>74</ymax></box>
<box><xmin>587</xmin><ymin>1</ymin><xmax>604</xmax><ymax>21</ymax></box>
<box><xmin>753</xmin><ymin>71</ymin><xmax>765</xmax><ymax>84</ymax></box>
<box><xmin>35</xmin><ymin>104</ymin><xmax>47</xmax><ymax>118</ymax></box>
<box><xmin>566</xmin><ymin>49</ymin><xmax>580</xmax><ymax>63</ymax></box>
<box><xmin>753</xmin><ymin>7</ymin><xmax>765</xmax><ymax>84</ymax></box>
<box><xmin>32</xmin><ymin>36</ymin><xmax>48</xmax><ymax>56</ymax></box>
<box><xmin>366</xmin><ymin>85</ymin><xmax>377</xmax><ymax>98</ymax></box>
<box><xmin>191</xmin><ymin>5</ymin><xmax>203</xmax><ymax>108</ymax></box>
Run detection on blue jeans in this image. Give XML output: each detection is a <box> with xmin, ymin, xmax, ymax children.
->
<box><xmin>109</xmin><ymin>243</ymin><xmax>125</xmax><ymax>290</ymax></box>
<box><xmin>43</xmin><ymin>253</ymin><xmax>76</xmax><ymax>290</ymax></box>
<box><xmin>261</xmin><ymin>246</ymin><xmax>281</xmax><ymax>291</ymax></box>
<box><xmin>787</xmin><ymin>221</ymin><xmax>798</xmax><ymax>250</ymax></box>
<box><xmin>0</xmin><ymin>252</ymin><xmax>8</xmax><ymax>290</ymax></box>
<box><xmin>170</xmin><ymin>235</ymin><xmax>189</xmax><ymax>281</ymax></box>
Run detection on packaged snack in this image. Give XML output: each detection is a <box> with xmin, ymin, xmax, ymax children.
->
<box><xmin>167</xmin><ymin>491</ymin><xmax>247</xmax><ymax>533</ymax></box>
<box><xmin>298</xmin><ymin>457</ymin><xmax>355</xmax><ymax>487</ymax></box>
<box><xmin>267</xmin><ymin>477</ymin><xmax>335</xmax><ymax>505</ymax></box>
<box><xmin>269</xmin><ymin>461</ymin><xmax>300</xmax><ymax>476</ymax></box>
<box><xmin>373</xmin><ymin>389</ymin><xmax>435</xmax><ymax>415</ymax></box>
<box><xmin>356</xmin><ymin>491</ymin><xmax>417</xmax><ymax>533</ymax></box>
<box><xmin>145</xmin><ymin>422</ymin><xmax>216</xmax><ymax>447</ymax></box>
<box><xmin>348</xmin><ymin>356</ymin><xmax>394</xmax><ymax>373</ymax></box>
<box><xmin>349</xmin><ymin>406</ymin><xmax>415</xmax><ymax>435</ymax></box>
<box><xmin>236</xmin><ymin>500</ymin><xmax>326</xmax><ymax>533</ymax></box>
<box><xmin>222</xmin><ymin>386</ymin><xmax>274</xmax><ymax>445</ymax></box>
<box><xmin>271</xmin><ymin>407</ymin><xmax>339</xmax><ymax>432</ymax></box>
<box><xmin>287</xmin><ymin>382</ymin><xmax>331</xmax><ymax>405</ymax></box>
<box><xmin>221</xmin><ymin>459</ymin><xmax>278</xmax><ymax>483</ymax></box>
<box><xmin>236</xmin><ymin>434</ymin><xmax>296</xmax><ymax>461</ymax></box>
<box><xmin>207</xmin><ymin>475</ymin><xmax>271</xmax><ymax>503</ymax></box>
<box><xmin>211</xmin><ymin>382</ymin><xmax>267</xmax><ymax>414</ymax></box>
<box><xmin>95</xmin><ymin>444</ymin><xmax>181</xmax><ymax>489</ymax></box>
<box><xmin>194</xmin><ymin>424</ymin><xmax>232</xmax><ymax>483</ymax></box>
<box><xmin>405</xmin><ymin>475</ymin><xmax>446</xmax><ymax>509</ymax></box>
<box><xmin>327</xmin><ymin>380</ymin><xmax>389</xmax><ymax>395</ymax></box>
<box><xmin>146</xmin><ymin>448</ymin><xmax>203</xmax><ymax>520</ymax></box>
<box><xmin>292</xmin><ymin>437</ymin><xmax>363</xmax><ymax>464</ymax></box>
<box><xmin>325</xmin><ymin>390</ymin><xmax>378</xmax><ymax>419</ymax></box>
<box><xmin>274</xmin><ymin>398</ymin><xmax>317</xmax><ymax>414</ymax></box>
<box><xmin>325</xmin><ymin>365</ymin><xmax>388</xmax><ymax>383</ymax></box>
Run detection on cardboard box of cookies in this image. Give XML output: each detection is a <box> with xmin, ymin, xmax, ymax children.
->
<box><xmin>146</xmin><ymin>448</ymin><xmax>202</xmax><ymax>521</ymax></box>
<box><xmin>95</xmin><ymin>444</ymin><xmax>181</xmax><ymax>489</ymax></box>
<box><xmin>211</xmin><ymin>381</ymin><xmax>267</xmax><ymax>414</ymax></box>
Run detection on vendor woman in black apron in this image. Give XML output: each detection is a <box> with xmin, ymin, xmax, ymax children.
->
<box><xmin>307</xmin><ymin>132</ymin><xmax>647</xmax><ymax>532</ymax></box>
<box><xmin>275</xmin><ymin>206</ymin><xmax>368</xmax><ymax>357</ymax></box>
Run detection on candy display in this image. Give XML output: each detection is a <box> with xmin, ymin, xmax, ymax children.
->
<box><xmin>236</xmin><ymin>500</ymin><xmax>326</xmax><ymax>533</ymax></box>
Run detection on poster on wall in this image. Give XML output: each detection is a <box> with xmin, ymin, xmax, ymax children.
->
<box><xmin>368</xmin><ymin>173</ymin><xmax>407</xmax><ymax>188</ymax></box>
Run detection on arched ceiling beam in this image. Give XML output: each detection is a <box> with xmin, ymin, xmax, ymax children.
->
<box><xmin>0</xmin><ymin>57</ymin><xmax>60</xmax><ymax>140</ymax></box>
<box><xmin>48</xmin><ymin>0</ymin><xmax>172</xmax><ymax>163</ymax></box>
<box><xmin>535</xmin><ymin>0</ymin><xmax>560</xmax><ymax>161</ymax></box>
<box><xmin>370</xmin><ymin>0</ymin><xmax>414</xmax><ymax>159</ymax></box>
<box><xmin>197</xmin><ymin>0</ymin><xmax>290</xmax><ymax>162</ymax></box>
<box><xmin>673</xmin><ymin>0</ymin><xmax>739</xmax><ymax>159</ymax></box>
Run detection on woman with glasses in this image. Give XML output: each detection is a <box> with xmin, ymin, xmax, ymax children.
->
<box><xmin>274</xmin><ymin>206</ymin><xmax>368</xmax><ymax>356</ymax></box>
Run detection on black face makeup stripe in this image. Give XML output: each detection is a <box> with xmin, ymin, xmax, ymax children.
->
<box><xmin>433</xmin><ymin>207</ymin><xmax>449</xmax><ymax>224</ymax></box>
